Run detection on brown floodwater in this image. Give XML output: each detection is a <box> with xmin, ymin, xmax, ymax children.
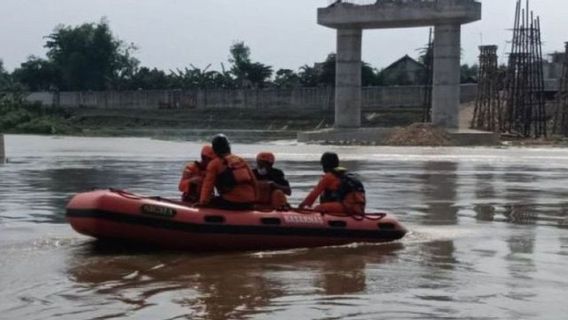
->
<box><xmin>1</xmin><ymin>135</ymin><xmax>568</xmax><ymax>319</ymax></box>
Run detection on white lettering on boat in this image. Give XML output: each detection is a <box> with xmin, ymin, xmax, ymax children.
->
<box><xmin>140</xmin><ymin>204</ymin><xmax>177</xmax><ymax>218</ymax></box>
<box><xmin>283</xmin><ymin>215</ymin><xmax>324</xmax><ymax>225</ymax></box>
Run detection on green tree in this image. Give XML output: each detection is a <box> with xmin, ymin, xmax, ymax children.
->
<box><xmin>460</xmin><ymin>64</ymin><xmax>479</xmax><ymax>83</ymax></box>
<box><xmin>126</xmin><ymin>67</ymin><xmax>171</xmax><ymax>90</ymax></box>
<box><xmin>298</xmin><ymin>65</ymin><xmax>320</xmax><ymax>87</ymax></box>
<box><xmin>45</xmin><ymin>19</ymin><xmax>138</xmax><ymax>90</ymax></box>
<box><xmin>228</xmin><ymin>41</ymin><xmax>272</xmax><ymax>88</ymax></box>
<box><xmin>302</xmin><ymin>53</ymin><xmax>380</xmax><ymax>87</ymax></box>
<box><xmin>0</xmin><ymin>60</ymin><xmax>10</xmax><ymax>90</ymax></box>
<box><xmin>319</xmin><ymin>53</ymin><xmax>336</xmax><ymax>86</ymax></box>
<box><xmin>274</xmin><ymin>69</ymin><xmax>300</xmax><ymax>88</ymax></box>
<box><xmin>11</xmin><ymin>56</ymin><xmax>59</xmax><ymax>91</ymax></box>
<box><xmin>362</xmin><ymin>62</ymin><xmax>381</xmax><ymax>86</ymax></box>
<box><xmin>168</xmin><ymin>64</ymin><xmax>236</xmax><ymax>89</ymax></box>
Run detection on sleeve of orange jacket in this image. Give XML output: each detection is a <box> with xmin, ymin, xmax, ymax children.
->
<box><xmin>247</xmin><ymin>163</ymin><xmax>258</xmax><ymax>198</ymax></box>
<box><xmin>199</xmin><ymin>159</ymin><xmax>220</xmax><ymax>204</ymax></box>
<box><xmin>178</xmin><ymin>162</ymin><xmax>199</xmax><ymax>192</ymax></box>
<box><xmin>301</xmin><ymin>173</ymin><xmax>334</xmax><ymax>207</ymax></box>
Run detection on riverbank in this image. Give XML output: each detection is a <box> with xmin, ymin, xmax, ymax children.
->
<box><xmin>2</xmin><ymin>103</ymin><xmax>567</xmax><ymax>146</ymax></box>
<box><xmin>0</xmin><ymin>103</ymin><xmax>422</xmax><ymax>138</ymax></box>
<box><xmin>2</xmin><ymin>135</ymin><xmax>568</xmax><ymax>320</ymax></box>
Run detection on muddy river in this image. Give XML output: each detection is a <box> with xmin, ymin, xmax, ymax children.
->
<box><xmin>1</xmin><ymin>135</ymin><xmax>567</xmax><ymax>319</ymax></box>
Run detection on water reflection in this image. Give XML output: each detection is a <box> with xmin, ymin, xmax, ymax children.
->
<box><xmin>504</xmin><ymin>231</ymin><xmax>538</xmax><ymax>319</ymax></box>
<box><xmin>418</xmin><ymin>162</ymin><xmax>459</xmax><ymax>225</ymax></box>
<box><xmin>560</xmin><ymin>203</ymin><xmax>568</xmax><ymax>229</ymax></box>
<box><xmin>560</xmin><ymin>236</ymin><xmax>568</xmax><ymax>256</ymax></box>
<box><xmin>502</xmin><ymin>165</ymin><xmax>541</xmax><ymax>225</ymax></box>
<box><xmin>313</xmin><ymin>243</ymin><xmax>402</xmax><ymax>296</ymax></box>
<box><xmin>502</xmin><ymin>166</ymin><xmax>539</xmax><ymax>316</ymax></box>
<box><xmin>315</xmin><ymin>253</ymin><xmax>366</xmax><ymax>295</ymax></box>
<box><xmin>1</xmin><ymin>160</ymin><xmax>182</xmax><ymax>223</ymax></box>
<box><xmin>415</xmin><ymin>240</ymin><xmax>457</xmax><ymax>293</ymax></box>
<box><xmin>65</xmin><ymin>242</ymin><xmax>403</xmax><ymax>319</ymax></box>
<box><xmin>473</xmin><ymin>164</ymin><xmax>498</xmax><ymax>222</ymax></box>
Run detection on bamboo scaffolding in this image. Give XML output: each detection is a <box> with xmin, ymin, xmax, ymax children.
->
<box><xmin>503</xmin><ymin>0</ymin><xmax>546</xmax><ymax>137</ymax></box>
<box><xmin>422</xmin><ymin>28</ymin><xmax>434</xmax><ymax>123</ymax></box>
<box><xmin>553</xmin><ymin>42</ymin><xmax>568</xmax><ymax>136</ymax></box>
<box><xmin>471</xmin><ymin>45</ymin><xmax>500</xmax><ymax>131</ymax></box>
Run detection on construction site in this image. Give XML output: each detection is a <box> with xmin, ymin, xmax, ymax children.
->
<box><xmin>302</xmin><ymin>0</ymin><xmax>568</xmax><ymax>145</ymax></box>
<box><xmin>469</xmin><ymin>0</ymin><xmax>567</xmax><ymax>141</ymax></box>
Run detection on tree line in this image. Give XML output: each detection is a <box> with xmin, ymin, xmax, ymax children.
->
<box><xmin>0</xmin><ymin>20</ymin><xmax>479</xmax><ymax>92</ymax></box>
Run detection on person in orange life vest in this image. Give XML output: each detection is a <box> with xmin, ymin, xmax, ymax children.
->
<box><xmin>253</xmin><ymin>152</ymin><xmax>291</xmax><ymax>210</ymax></box>
<box><xmin>298</xmin><ymin>152</ymin><xmax>366</xmax><ymax>215</ymax></box>
<box><xmin>178</xmin><ymin>145</ymin><xmax>216</xmax><ymax>203</ymax></box>
<box><xmin>198</xmin><ymin>134</ymin><xmax>257</xmax><ymax>210</ymax></box>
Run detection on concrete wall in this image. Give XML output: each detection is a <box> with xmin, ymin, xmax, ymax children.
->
<box><xmin>26</xmin><ymin>85</ymin><xmax>478</xmax><ymax>111</ymax></box>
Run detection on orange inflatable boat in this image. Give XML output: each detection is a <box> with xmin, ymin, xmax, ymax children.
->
<box><xmin>66</xmin><ymin>189</ymin><xmax>407</xmax><ymax>251</ymax></box>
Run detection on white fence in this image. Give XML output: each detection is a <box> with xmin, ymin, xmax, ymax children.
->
<box><xmin>26</xmin><ymin>85</ymin><xmax>478</xmax><ymax>111</ymax></box>
<box><xmin>326</xmin><ymin>0</ymin><xmax>453</xmax><ymax>6</ymax></box>
<box><xmin>327</xmin><ymin>0</ymin><xmax>377</xmax><ymax>5</ymax></box>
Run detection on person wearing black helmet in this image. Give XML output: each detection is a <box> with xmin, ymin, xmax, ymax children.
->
<box><xmin>299</xmin><ymin>152</ymin><xmax>366</xmax><ymax>215</ymax></box>
<box><xmin>198</xmin><ymin>134</ymin><xmax>257</xmax><ymax>210</ymax></box>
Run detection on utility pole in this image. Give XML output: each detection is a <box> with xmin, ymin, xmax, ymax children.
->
<box><xmin>0</xmin><ymin>134</ymin><xmax>5</xmax><ymax>162</ymax></box>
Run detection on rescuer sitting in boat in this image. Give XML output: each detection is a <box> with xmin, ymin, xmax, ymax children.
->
<box><xmin>178</xmin><ymin>145</ymin><xmax>216</xmax><ymax>203</ymax></box>
<box><xmin>253</xmin><ymin>152</ymin><xmax>291</xmax><ymax>210</ymax></box>
<box><xmin>198</xmin><ymin>134</ymin><xmax>258</xmax><ymax>210</ymax></box>
<box><xmin>299</xmin><ymin>152</ymin><xmax>366</xmax><ymax>215</ymax></box>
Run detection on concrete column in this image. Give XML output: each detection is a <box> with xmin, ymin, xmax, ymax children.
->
<box><xmin>335</xmin><ymin>28</ymin><xmax>362</xmax><ymax>128</ymax></box>
<box><xmin>432</xmin><ymin>24</ymin><xmax>461</xmax><ymax>129</ymax></box>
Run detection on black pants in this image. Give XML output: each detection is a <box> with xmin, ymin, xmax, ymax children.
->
<box><xmin>207</xmin><ymin>196</ymin><xmax>254</xmax><ymax>211</ymax></box>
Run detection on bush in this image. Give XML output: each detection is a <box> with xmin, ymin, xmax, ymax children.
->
<box><xmin>14</xmin><ymin>117</ymin><xmax>57</xmax><ymax>134</ymax></box>
<box><xmin>15</xmin><ymin>116</ymin><xmax>76</xmax><ymax>134</ymax></box>
<box><xmin>0</xmin><ymin>93</ymin><xmax>78</xmax><ymax>134</ymax></box>
<box><xmin>0</xmin><ymin>107</ymin><xmax>33</xmax><ymax>130</ymax></box>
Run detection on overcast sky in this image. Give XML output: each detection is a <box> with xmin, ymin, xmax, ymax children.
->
<box><xmin>1</xmin><ymin>0</ymin><xmax>566</xmax><ymax>72</ymax></box>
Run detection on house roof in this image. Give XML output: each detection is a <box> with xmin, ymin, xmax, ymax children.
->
<box><xmin>382</xmin><ymin>55</ymin><xmax>425</xmax><ymax>73</ymax></box>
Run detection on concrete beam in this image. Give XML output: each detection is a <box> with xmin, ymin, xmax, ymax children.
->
<box><xmin>432</xmin><ymin>23</ymin><xmax>461</xmax><ymax>128</ymax></box>
<box><xmin>319</xmin><ymin>0</ymin><xmax>481</xmax><ymax>29</ymax></box>
<box><xmin>335</xmin><ymin>28</ymin><xmax>362</xmax><ymax>128</ymax></box>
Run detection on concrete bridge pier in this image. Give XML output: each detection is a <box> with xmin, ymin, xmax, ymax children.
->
<box><xmin>432</xmin><ymin>24</ymin><xmax>462</xmax><ymax>129</ymax></box>
<box><xmin>335</xmin><ymin>28</ymin><xmax>362</xmax><ymax>128</ymax></box>
<box><xmin>298</xmin><ymin>0</ymin><xmax>497</xmax><ymax>145</ymax></box>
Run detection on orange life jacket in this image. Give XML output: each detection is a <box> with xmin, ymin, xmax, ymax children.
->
<box><xmin>215</xmin><ymin>155</ymin><xmax>254</xmax><ymax>194</ymax></box>
<box><xmin>179</xmin><ymin>161</ymin><xmax>206</xmax><ymax>202</ymax></box>
<box><xmin>200</xmin><ymin>154</ymin><xmax>257</xmax><ymax>205</ymax></box>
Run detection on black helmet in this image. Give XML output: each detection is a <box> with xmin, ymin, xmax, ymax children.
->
<box><xmin>320</xmin><ymin>152</ymin><xmax>339</xmax><ymax>172</ymax></box>
<box><xmin>212</xmin><ymin>134</ymin><xmax>231</xmax><ymax>156</ymax></box>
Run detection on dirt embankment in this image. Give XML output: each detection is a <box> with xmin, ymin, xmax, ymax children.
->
<box><xmin>384</xmin><ymin>123</ymin><xmax>454</xmax><ymax>146</ymax></box>
<box><xmin>70</xmin><ymin>107</ymin><xmax>421</xmax><ymax>131</ymax></box>
<box><xmin>1</xmin><ymin>106</ymin><xmax>422</xmax><ymax>137</ymax></box>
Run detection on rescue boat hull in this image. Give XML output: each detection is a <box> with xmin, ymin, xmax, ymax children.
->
<box><xmin>66</xmin><ymin>189</ymin><xmax>407</xmax><ymax>251</ymax></box>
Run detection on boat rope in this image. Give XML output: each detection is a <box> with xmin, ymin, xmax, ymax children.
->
<box><xmin>108</xmin><ymin>189</ymin><xmax>388</xmax><ymax>221</ymax></box>
<box><xmin>292</xmin><ymin>207</ymin><xmax>386</xmax><ymax>221</ymax></box>
<box><xmin>109</xmin><ymin>188</ymin><xmax>187</xmax><ymax>205</ymax></box>
<box><xmin>109</xmin><ymin>188</ymin><xmax>145</xmax><ymax>200</ymax></box>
